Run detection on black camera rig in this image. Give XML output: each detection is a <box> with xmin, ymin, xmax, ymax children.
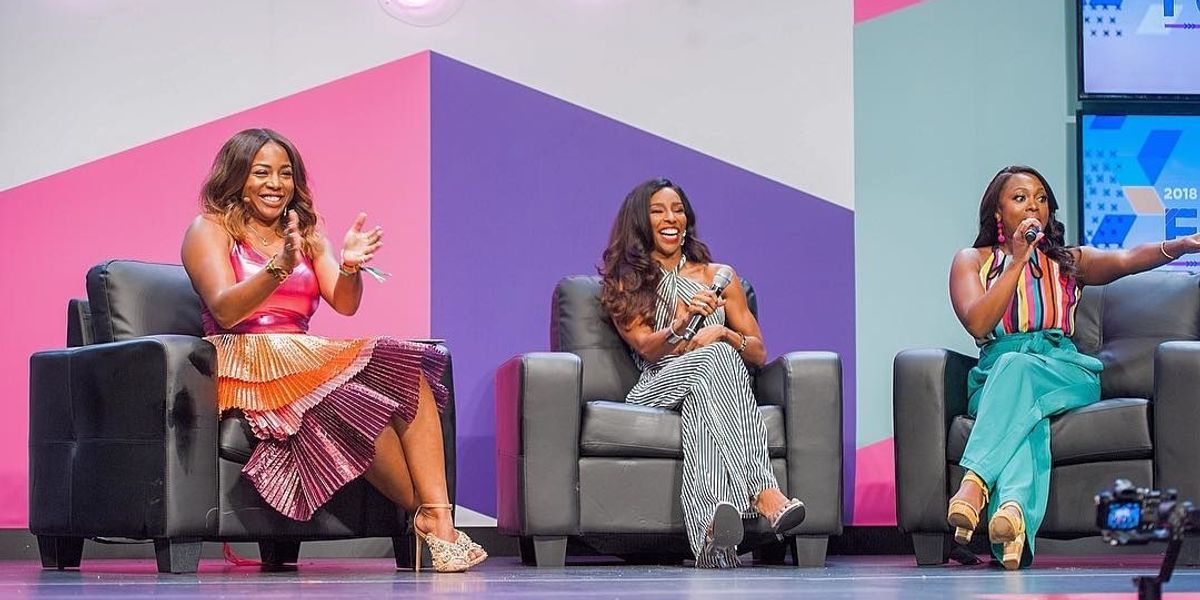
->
<box><xmin>1096</xmin><ymin>479</ymin><xmax>1200</xmax><ymax>600</ymax></box>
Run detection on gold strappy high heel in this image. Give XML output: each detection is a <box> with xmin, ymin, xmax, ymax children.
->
<box><xmin>947</xmin><ymin>471</ymin><xmax>989</xmax><ymax>544</ymax></box>
<box><xmin>413</xmin><ymin>504</ymin><xmax>470</xmax><ymax>573</ymax></box>
<box><xmin>988</xmin><ymin>501</ymin><xmax>1026</xmax><ymax>570</ymax></box>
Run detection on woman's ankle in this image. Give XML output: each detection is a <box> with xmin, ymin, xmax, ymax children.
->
<box><xmin>415</xmin><ymin>506</ymin><xmax>454</xmax><ymax>538</ymax></box>
<box><xmin>955</xmin><ymin>472</ymin><xmax>987</xmax><ymax>505</ymax></box>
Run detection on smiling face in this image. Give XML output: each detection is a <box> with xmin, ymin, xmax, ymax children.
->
<box><xmin>994</xmin><ymin>172</ymin><xmax>1049</xmax><ymax>240</ymax></box>
<box><xmin>648</xmin><ymin>187</ymin><xmax>687</xmax><ymax>262</ymax></box>
<box><xmin>241</xmin><ymin>142</ymin><xmax>294</xmax><ymax>226</ymax></box>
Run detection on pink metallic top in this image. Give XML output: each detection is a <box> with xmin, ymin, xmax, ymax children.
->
<box><xmin>201</xmin><ymin>241</ymin><xmax>320</xmax><ymax>335</ymax></box>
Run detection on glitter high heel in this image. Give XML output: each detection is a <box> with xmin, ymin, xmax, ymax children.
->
<box><xmin>413</xmin><ymin>504</ymin><xmax>470</xmax><ymax>573</ymax></box>
<box><xmin>454</xmin><ymin>529</ymin><xmax>488</xmax><ymax>567</ymax></box>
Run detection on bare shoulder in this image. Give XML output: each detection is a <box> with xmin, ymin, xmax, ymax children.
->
<box><xmin>708</xmin><ymin>262</ymin><xmax>738</xmax><ymax>281</ymax></box>
<box><xmin>952</xmin><ymin>247</ymin><xmax>987</xmax><ymax>269</ymax></box>
<box><xmin>187</xmin><ymin>213</ymin><xmax>223</xmax><ymax>235</ymax></box>
<box><xmin>183</xmin><ymin>214</ymin><xmax>231</xmax><ymax>249</ymax></box>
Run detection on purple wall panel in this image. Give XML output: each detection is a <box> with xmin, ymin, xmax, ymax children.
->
<box><xmin>430</xmin><ymin>53</ymin><xmax>856</xmax><ymax>518</ymax></box>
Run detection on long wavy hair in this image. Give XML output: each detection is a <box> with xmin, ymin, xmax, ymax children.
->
<box><xmin>199</xmin><ymin>128</ymin><xmax>321</xmax><ymax>257</ymax></box>
<box><xmin>599</xmin><ymin>177</ymin><xmax>713</xmax><ymax>327</ymax></box>
<box><xmin>973</xmin><ymin>165</ymin><xmax>1076</xmax><ymax>278</ymax></box>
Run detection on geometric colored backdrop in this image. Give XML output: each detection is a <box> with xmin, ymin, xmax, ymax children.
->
<box><xmin>429</xmin><ymin>54</ymin><xmax>856</xmax><ymax>515</ymax></box>
<box><xmin>0</xmin><ymin>52</ymin><xmax>434</xmax><ymax>527</ymax></box>
<box><xmin>0</xmin><ymin>50</ymin><xmax>855</xmax><ymax>525</ymax></box>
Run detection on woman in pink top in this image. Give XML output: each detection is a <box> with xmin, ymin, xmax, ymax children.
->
<box><xmin>181</xmin><ymin>128</ymin><xmax>485</xmax><ymax>572</ymax></box>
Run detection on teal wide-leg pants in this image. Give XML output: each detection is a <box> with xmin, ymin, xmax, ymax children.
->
<box><xmin>959</xmin><ymin>329</ymin><xmax>1103</xmax><ymax>568</ymax></box>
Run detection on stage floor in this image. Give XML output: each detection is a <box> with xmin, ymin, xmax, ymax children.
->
<box><xmin>13</xmin><ymin>555</ymin><xmax>1200</xmax><ymax>599</ymax></box>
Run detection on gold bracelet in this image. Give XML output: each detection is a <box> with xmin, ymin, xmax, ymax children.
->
<box><xmin>1161</xmin><ymin>240</ymin><xmax>1178</xmax><ymax>261</ymax></box>
<box><xmin>264</xmin><ymin>255</ymin><xmax>290</xmax><ymax>283</ymax></box>
<box><xmin>736</xmin><ymin>331</ymin><xmax>748</xmax><ymax>353</ymax></box>
<box><xmin>339</xmin><ymin>262</ymin><xmax>361</xmax><ymax>277</ymax></box>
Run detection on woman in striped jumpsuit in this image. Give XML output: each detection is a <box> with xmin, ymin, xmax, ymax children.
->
<box><xmin>598</xmin><ymin>178</ymin><xmax>805</xmax><ymax>568</ymax></box>
<box><xmin>946</xmin><ymin>165</ymin><xmax>1200</xmax><ymax>569</ymax></box>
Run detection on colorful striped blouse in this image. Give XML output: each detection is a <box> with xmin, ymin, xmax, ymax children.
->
<box><xmin>978</xmin><ymin>245</ymin><xmax>1081</xmax><ymax>339</ymax></box>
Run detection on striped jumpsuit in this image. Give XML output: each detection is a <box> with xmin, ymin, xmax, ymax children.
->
<box><xmin>626</xmin><ymin>259</ymin><xmax>779</xmax><ymax>568</ymax></box>
<box><xmin>960</xmin><ymin>246</ymin><xmax>1102</xmax><ymax>567</ymax></box>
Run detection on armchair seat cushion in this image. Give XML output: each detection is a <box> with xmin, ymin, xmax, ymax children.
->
<box><xmin>579</xmin><ymin>400</ymin><xmax>786</xmax><ymax>458</ymax></box>
<box><xmin>946</xmin><ymin>397</ymin><xmax>1152</xmax><ymax>467</ymax></box>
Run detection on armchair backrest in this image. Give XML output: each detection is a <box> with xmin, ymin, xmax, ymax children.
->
<box><xmin>549</xmin><ymin>275</ymin><xmax>758</xmax><ymax>403</ymax></box>
<box><xmin>86</xmin><ymin>260</ymin><xmax>204</xmax><ymax>343</ymax></box>
<box><xmin>1071</xmin><ymin>270</ymin><xmax>1200</xmax><ymax>400</ymax></box>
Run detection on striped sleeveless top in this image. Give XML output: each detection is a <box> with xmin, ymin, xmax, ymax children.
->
<box><xmin>979</xmin><ymin>245</ymin><xmax>1081</xmax><ymax>339</ymax></box>
<box><xmin>633</xmin><ymin>257</ymin><xmax>726</xmax><ymax>372</ymax></box>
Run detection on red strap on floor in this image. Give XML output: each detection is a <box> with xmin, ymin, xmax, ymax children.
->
<box><xmin>222</xmin><ymin>542</ymin><xmax>262</xmax><ymax>567</ymax></box>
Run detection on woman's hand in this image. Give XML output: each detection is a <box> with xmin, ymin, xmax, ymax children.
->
<box><xmin>669</xmin><ymin>289</ymin><xmax>725</xmax><ymax>341</ymax></box>
<box><xmin>1010</xmin><ymin>217</ymin><xmax>1044</xmax><ymax>264</ymax></box>
<box><xmin>683</xmin><ymin>325</ymin><xmax>729</xmax><ymax>353</ymax></box>
<box><xmin>277</xmin><ymin>210</ymin><xmax>303</xmax><ymax>272</ymax></box>
<box><xmin>685</xmin><ymin>289</ymin><xmax>725</xmax><ymax>319</ymax></box>
<box><xmin>1177</xmin><ymin>232</ymin><xmax>1200</xmax><ymax>255</ymax></box>
<box><xmin>341</xmin><ymin>212</ymin><xmax>383</xmax><ymax>269</ymax></box>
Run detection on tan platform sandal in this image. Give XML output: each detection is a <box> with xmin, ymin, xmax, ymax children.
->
<box><xmin>947</xmin><ymin>471</ymin><xmax>989</xmax><ymax>544</ymax></box>
<box><xmin>988</xmin><ymin>501</ymin><xmax>1026</xmax><ymax>570</ymax></box>
<box><xmin>414</xmin><ymin>504</ymin><xmax>470</xmax><ymax>573</ymax></box>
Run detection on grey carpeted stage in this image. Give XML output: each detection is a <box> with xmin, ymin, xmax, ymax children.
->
<box><xmin>7</xmin><ymin>528</ymin><xmax>1200</xmax><ymax>600</ymax></box>
<box><xmin>13</xmin><ymin>555</ymin><xmax>1200</xmax><ymax>599</ymax></box>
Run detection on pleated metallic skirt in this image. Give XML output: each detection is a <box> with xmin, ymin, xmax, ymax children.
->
<box><xmin>207</xmin><ymin>333</ymin><xmax>449</xmax><ymax>521</ymax></box>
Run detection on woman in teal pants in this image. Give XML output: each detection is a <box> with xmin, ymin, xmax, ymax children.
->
<box><xmin>946</xmin><ymin>165</ymin><xmax>1200</xmax><ymax>569</ymax></box>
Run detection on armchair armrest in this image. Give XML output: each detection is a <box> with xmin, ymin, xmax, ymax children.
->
<box><xmin>1154</xmin><ymin>341</ymin><xmax>1200</xmax><ymax>504</ymax></box>
<box><xmin>29</xmin><ymin>335</ymin><xmax>219</xmax><ymax>538</ymax></box>
<box><xmin>67</xmin><ymin>299</ymin><xmax>91</xmax><ymax>347</ymax></box>
<box><xmin>755</xmin><ymin>351</ymin><xmax>843</xmax><ymax>535</ymax></box>
<box><xmin>495</xmin><ymin>352</ymin><xmax>583</xmax><ymax>537</ymax></box>
<box><xmin>893</xmin><ymin>348</ymin><xmax>977</xmax><ymax>533</ymax></box>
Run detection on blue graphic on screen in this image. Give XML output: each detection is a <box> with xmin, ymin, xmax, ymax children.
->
<box><xmin>1081</xmin><ymin>0</ymin><xmax>1200</xmax><ymax>95</ymax></box>
<box><xmin>1105</xmin><ymin>502</ymin><xmax>1142</xmax><ymax>530</ymax></box>
<box><xmin>1081</xmin><ymin>114</ymin><xmax>1200</xmax><ymax>270</ymax></box>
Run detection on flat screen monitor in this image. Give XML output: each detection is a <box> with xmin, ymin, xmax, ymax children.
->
<box><xmin>1080</xmin><ymin>0</ymin><xmax>1200</xmax><ymax>98</ymax></box>
<box><xmin>1079</xmin><ymin>112</ymin><xmax>1200</xmax><ymax>270</ymax></box>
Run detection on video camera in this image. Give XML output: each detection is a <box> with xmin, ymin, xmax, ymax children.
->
<box><xmin>1096</xmin><ymin>479</ymin><xmax>1198</xmax><ymax>545</ymax></box>
<box><xmin>1095</xmin><ymin>479</ymin><xmax>1200</xmax><ymax>600</ymax></box>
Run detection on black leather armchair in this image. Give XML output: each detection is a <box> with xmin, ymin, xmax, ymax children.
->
<box><xmin>495</xmin><ymin>275</ymin><xmax>843</xmax><ymax>567</ymax></box>
<box><xmin>29</xmin><ymin>260</ymin><xmax>457</xmax><ymax>573</ymax></box>
<box><xmin>894</xmin><ymin>270</ymin><xmax>1200</xmax><ymax>565</ymax></box>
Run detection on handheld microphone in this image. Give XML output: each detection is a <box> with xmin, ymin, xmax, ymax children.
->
<box><xmin>1024</xmin><ymin>225</ymin><xmax>1041</xmax><ymax>244</ymax></box>
<box><xmin>684</xmin><ymin>266</ymin><xmax>734</xmax><ymax>340</ymax></box>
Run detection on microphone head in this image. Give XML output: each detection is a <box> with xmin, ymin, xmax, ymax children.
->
<box><xmin>713</xmin><ymin>266</ymin><xmax>734</xmax><ymax>292</ymax></box>
<box><xmin>1024</xmin><ymin>225</ymin><xmax>1040</xmax><ymax>244</ymax></box>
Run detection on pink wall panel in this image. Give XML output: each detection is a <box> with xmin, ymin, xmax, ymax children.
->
<box><xmin>855</xmin><ymin>0</ymin><xmax>928</xmax><ymax>23</ymax></box>
<box><xmin>0</xmin><ymin>52</ymin><xmax>432</xmax><ymax>527</ymax></box>
<box><xmin>852</xmin><ymin>437</ymin><xmax>897</xmax><ymax>525</ymax></box>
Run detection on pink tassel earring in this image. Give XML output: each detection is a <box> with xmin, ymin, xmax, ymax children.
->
<box><xmin>996</xmin><ymin>217</ymin><xmax>1006</xmax><ymax>244</ymax></box>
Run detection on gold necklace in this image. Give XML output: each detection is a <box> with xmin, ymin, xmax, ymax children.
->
<box><xmin>249</xmin><ymin>225</ymin><xmax>277</xmax><ymax>247</ymax></box>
